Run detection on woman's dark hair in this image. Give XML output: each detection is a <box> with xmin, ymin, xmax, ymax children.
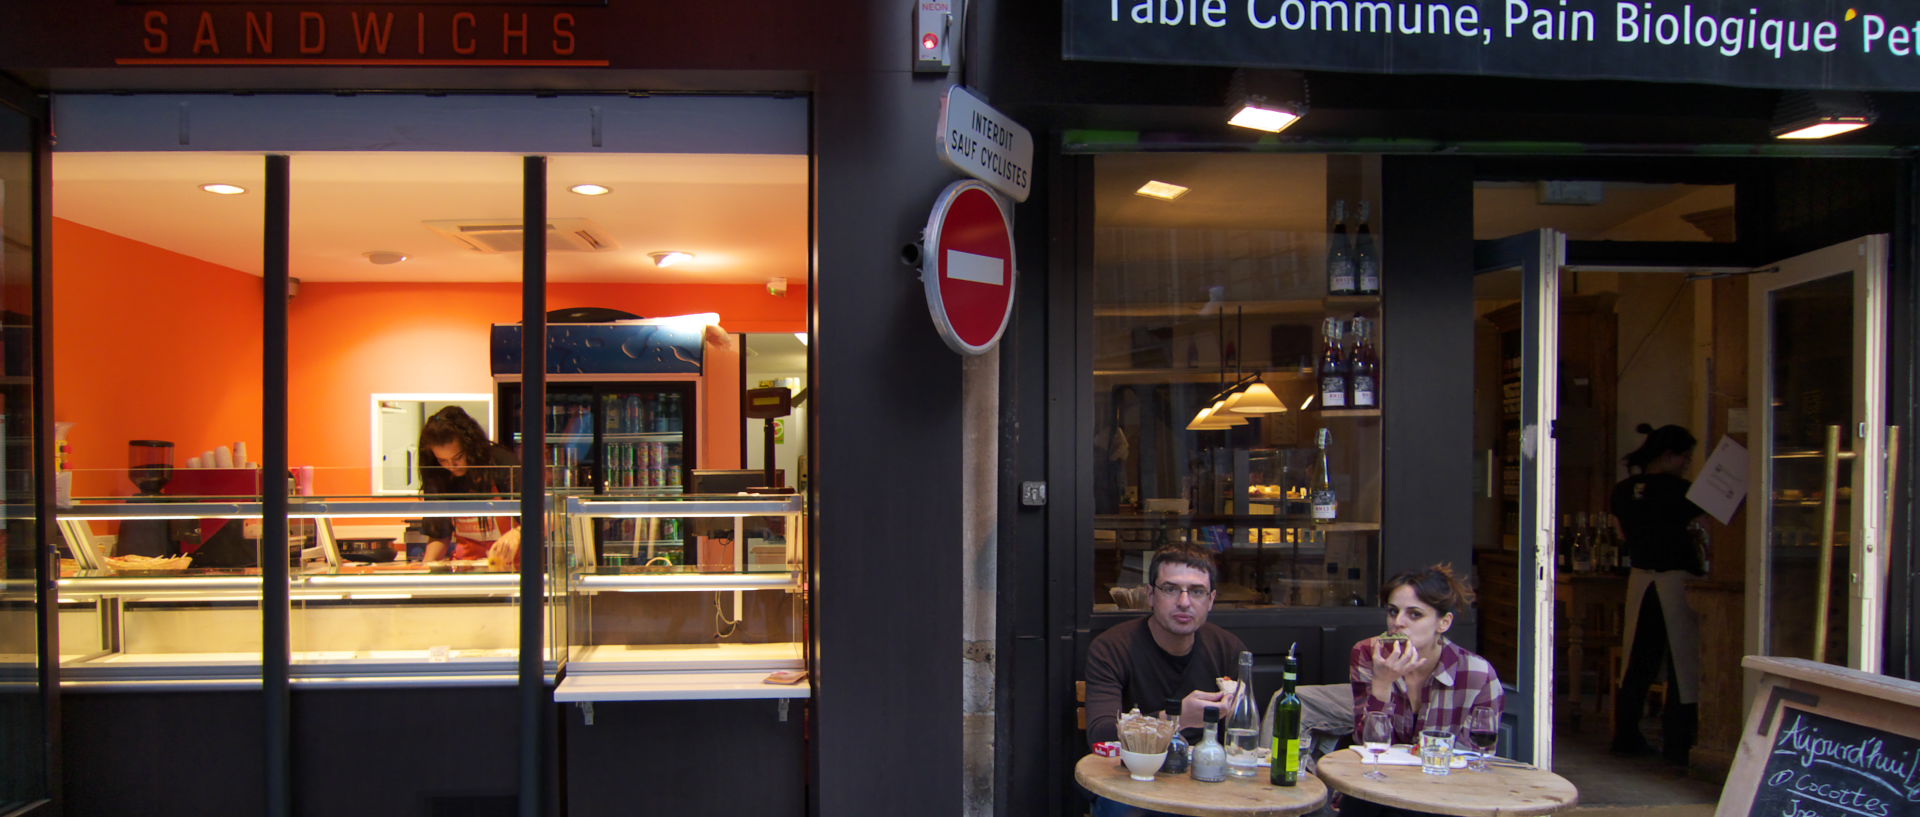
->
<box><xmin>418</xmin><ymin>406</ymin><xmax>494</xmax><ymax>493</ymax></box>
<box><xmin>1379</xmin><ymin>563</ymin><xmax>1475</xmax><ymax>617</ymax></box>
<box><xmin>1148</xmin><ymin>544</ymin><xmax>1219</xmax><ymax>591</ymax></box>
<box><xmin>1623</xmin><ymin>423</ymin><xmax>1697</xmax><ymax>472</ymax></box>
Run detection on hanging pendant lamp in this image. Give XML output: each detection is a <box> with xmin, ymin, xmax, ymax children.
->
<box><xmin>1229</xmin><ymin>380</ymin><xmax>1287</xmax><ymax>414</ymax></box>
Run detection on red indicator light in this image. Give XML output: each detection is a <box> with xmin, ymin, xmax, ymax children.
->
<box><xmin>922</xmin><ymin>33</ymin><xmax>940</xmax><ymax>50</ymax></box>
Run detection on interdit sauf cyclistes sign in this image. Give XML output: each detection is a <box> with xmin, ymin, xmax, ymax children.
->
<box><xmin>1064</xmin><ymin>1</ymin><xmax>1920</xmax><ymax>91</ymax></box>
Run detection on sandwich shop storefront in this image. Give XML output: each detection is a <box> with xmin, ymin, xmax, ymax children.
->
<box><xmin>967</xmin><ymin>1</ymin><xmax>1920</xmax><ymax>813</ymax></box>
<box><xmin>0</xmin><ymin>2</ymin><xmax>986</xmax><ymax>816</ymax></box>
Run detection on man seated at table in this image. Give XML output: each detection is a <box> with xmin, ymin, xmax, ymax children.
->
<box><xmin>1085</xmin><ymin>544</ymin><xmax>1247</xmax><ymax>816</ymax></box>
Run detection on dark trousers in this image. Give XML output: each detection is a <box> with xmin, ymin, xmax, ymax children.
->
<box><xmin>1613</xmin><ymin>586</ymin><xmax>1697</xmax><ymax>763</ymax></box>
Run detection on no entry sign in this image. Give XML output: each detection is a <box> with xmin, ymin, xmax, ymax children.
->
<box><xmin>921</xmin><ymin>180</ymin><xmax>1016</xmax><ymax>356</ymax></box>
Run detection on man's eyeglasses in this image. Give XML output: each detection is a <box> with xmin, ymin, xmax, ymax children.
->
<box><xmin>1154</xmin><ymin>583</ymin><xmax>1213</xmax><ymax>600</ymax></box>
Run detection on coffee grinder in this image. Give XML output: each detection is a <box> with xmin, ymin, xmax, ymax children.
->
<box><xmin>117</xmin><ymin>439</ymin><xmax>176</xmax><ymax>557</ymax></box>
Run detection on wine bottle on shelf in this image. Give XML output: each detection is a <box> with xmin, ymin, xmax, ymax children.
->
<box><xmin>1354</xmin><ymin>200</ymin><xmax>1380</xmax><ymax>296</ymax></box>
<box><xmin>1270</xmin><ymin>643</ymin><xmax>1302</xmax><ymax>787</ymax></box>
<box><xmin>1572</xmin><ymin>511</ymin><xmax>1592</xmax><ymax>573</ymax></box>
<box><xmin>1319</xmin><ymin>318</ymin><xmax>1348</xmax><ymax>409</ymax></box>
<box><xmin>1326</xmin><ymin>200</ymin><xmax>1356</xmax><ymax>296</ymax></box>
<box><xmin>1349</xmin><ymin>315</ymin><xmax>1378</xmax><ymax>408</ymax></box>
<box><xmin>1225</xmin><ymin>651</ymin><xmax>1261</xmax><ymax>779</ymax></box>
<box><xmin>1310</xmin><ymin>428</ymin><xmax>1337</xmax><ymax>522</ymax></box>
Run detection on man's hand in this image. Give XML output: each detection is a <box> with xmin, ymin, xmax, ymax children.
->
<box><xmin>1178</xmin><ymin>687</ymin><xmax>1231</xmax><ymax>729</ymax></box>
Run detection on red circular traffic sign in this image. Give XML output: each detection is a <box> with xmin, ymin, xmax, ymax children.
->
<box><xmin>922</xmin><ymin>180</ymin><xmax>1016</xmax><ymax>355</ymax></box>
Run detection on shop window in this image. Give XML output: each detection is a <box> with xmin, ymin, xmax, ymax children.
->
<box><xmin>1091</xmin><ymin>153</ymin><xmax>1382</xmax><ymax>611</ymax></box>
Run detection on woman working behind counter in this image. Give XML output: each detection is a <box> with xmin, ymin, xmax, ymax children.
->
<box><xmin>417</xmin><ymin>406</ymin><xmax>522</xmax><ymax>565</ymax></box>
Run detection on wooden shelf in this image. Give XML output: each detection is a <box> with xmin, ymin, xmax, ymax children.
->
<box><xmin>1314</xmin><ymin>408</ymin><xmax>1380</xmax><ymax>418</ymax></box>
<box><xmin>1093</xmin><ymin>296</ymin><xmax>1377</xmax><ymax>318</ymax></box>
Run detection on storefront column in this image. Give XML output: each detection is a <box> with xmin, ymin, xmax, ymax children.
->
<box><xmin>812</xmin><ymin>65</ymin><xmax>967</xmax><ymax>815</ymax></box>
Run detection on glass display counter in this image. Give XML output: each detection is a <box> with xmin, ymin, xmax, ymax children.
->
<box><xmin>555</xmin><ymin>493</ymin><xmax>807</xmax><ymax>702</ymax></box>
<box><xmin>54</xmin><ymin>495</ymin><xmax>541</xmax><ymax>687</ymax></box>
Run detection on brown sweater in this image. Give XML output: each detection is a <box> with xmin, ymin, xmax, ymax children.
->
<box><xmin>1085</xmin><ymin>617</ymin><xmax>1247</xmax><ymax>746</ymax></box>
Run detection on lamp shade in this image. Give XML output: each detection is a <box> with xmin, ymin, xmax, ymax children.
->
<box><xmin>1186</xmin><ymin>406</ymin><xmax>1222</xmax><ymax>431</ymax></box>
<box><xmin>1228</xmin><ymin>380</ymin><xmax>1287</xmax><ymax>413</ymax></box>
<box><xmin>1209</xmin><ymin>398</ymin><xmax>1249</xmax><ymax>426</ymax></box>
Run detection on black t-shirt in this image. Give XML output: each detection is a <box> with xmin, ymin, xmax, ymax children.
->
<box><xmin>1610</xmin><ymin>473</ymin><xmax>1705</xmax><ymax>573</ymax></box>
<box><xmin>421</xmin><ymin>442</ymin><xmax>520</xmax><ymax>542</ymax></box>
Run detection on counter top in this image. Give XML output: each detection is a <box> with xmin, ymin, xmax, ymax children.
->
<box><xmin>554</xmin><ymin>670</ymin><xmax>809</xmax><ymax>702</ymax></box>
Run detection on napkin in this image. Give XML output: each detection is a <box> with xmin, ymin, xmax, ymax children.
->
<box><xmin>1350</xmin><ymin>745</ymin><xmax>1467</xmax><ymax>769</ymax></box>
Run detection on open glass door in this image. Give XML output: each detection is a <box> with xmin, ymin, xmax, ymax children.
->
<box><xmin>1472</xmin><ymin>229</ymin><xmax>1563</xmax><ymax>767</ymax></box>
<box><xmin>1747</xmin><ymin>236</ymin><xmax>1891</xmax><ymax>673</ymax></box>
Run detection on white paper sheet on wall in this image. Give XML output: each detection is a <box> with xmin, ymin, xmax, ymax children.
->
<box><xmin>1687</xmin><ymin>435</ymin><xmax>1749</xmax><ymax>525</ymax></box>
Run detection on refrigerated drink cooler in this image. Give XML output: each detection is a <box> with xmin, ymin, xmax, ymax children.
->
<box><xmin>492</xmin><ymin>320</ymin><xmax>706</xmax><ymax>566</ymax></box>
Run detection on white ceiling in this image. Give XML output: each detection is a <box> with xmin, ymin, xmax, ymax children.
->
<box><xmin>53</xmin><ymin>151</ymin><xmax>808</xmax><ymax>285</ymax></box>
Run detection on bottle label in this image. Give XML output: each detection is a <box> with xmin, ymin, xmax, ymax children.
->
<box><xmin>1311</xmin><ymin>493</ymin><xmax>1336</xmax><ymax>521</ymax></box>
<box><xmin>1329</xmin><ymin>268</ymin><xmax>1355</xmax><ymax>293</ymax></box>
<box><xmin>1358</xmin><ymin>264</ymin><xmax>1379</xmax><ymax>293</ymax></box>
<box><xmin>1321</xmin><ymin>377</ymin><xmax>1346</xmax><ymax>407</ymax></box>
<box><xmin>1285</xmin><ymin>738</ymin><xmax>1301</xmax><ymax>773</ymax></box>
<box><xmin>1352</xmin><ymin>376</ymin><xmax>1375</xmax><ymax>407</ymax></box>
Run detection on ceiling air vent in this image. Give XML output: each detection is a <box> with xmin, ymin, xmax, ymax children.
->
<box><xmin>423</xmin><ymin>218</ymin><xmax>617</xmax><ymax>254</ymax></box>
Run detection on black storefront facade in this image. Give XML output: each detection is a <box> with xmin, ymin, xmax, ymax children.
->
<box><xmin>4</xmin><ymin>2</ymin><xmax>1920</xmax><ymax>816</ymax></box>
<box><xmin>0</xmin><ymin>3</ymin><xmax>980</xmax><ymax>816</ymax></box>
<box><xmin>967</xmin><ymin>3</ymin><xmax>1920</xmax><ymax>815</ymax></box>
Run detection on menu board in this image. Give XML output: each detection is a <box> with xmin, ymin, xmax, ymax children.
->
<box><xmin>1747</xmin><ymin>707</ymin><xmax>1920</xmax><ymax>817</ymax></box>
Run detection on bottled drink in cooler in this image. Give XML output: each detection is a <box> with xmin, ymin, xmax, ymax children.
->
<box><xmin>1354</xmin><ymin>200</ymin><xmax>1380</xmax><ymax>295</ymax></box>
<box><xmin>1225</xmin><ymin>651</ymin><xmax>1261</xmax><ymax>778</ymax></box>
<box><xmin>1319</xmin><ymin>318</ymin><xmax>1347</xmax><ymax>408</ymax></box>
<box><xmin>1349</xmin><ymin>316</ymin><xmax>1378</xmax><ymax>408</ymax></box>
<box><xmin>1326</xmin><ymin>200</ymin><xmax>1356</xmax><ymax>296</ymax></box>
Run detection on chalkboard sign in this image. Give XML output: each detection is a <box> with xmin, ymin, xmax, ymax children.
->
<box><xmin>1746</xmin><ymin>707</ymin><xmax>1920</xmax><ymax>817</ymax></box>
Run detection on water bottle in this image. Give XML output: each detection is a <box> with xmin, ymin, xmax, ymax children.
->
<box><xmin>1225</xmin><ymin>651</ymin><xmax>1261</xmax><ymax>778</ymax></box>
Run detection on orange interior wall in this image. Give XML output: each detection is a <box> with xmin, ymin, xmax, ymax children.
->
<box><xmin>704</xmin><ymin>335</ymin><xmax>742</xmax><ymax>469</ymax></box>
<box><xmin>55</xmin><ymin>221</ymin><xmax>803</xmax><ymax>497</ymax></box>
<box><xmin>53</xmin><ymin>219</ymin><xmax>264</xmax><ymax>498</ymax></box>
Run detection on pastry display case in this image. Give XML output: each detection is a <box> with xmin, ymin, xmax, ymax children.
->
<box><xmin>555</xmin><ymin>493</ymin><xmax>807</xmax><ymax>702</ymax></box>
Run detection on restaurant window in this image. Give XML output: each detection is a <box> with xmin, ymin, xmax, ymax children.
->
<box><xmin>1091</xmin><ymin>153</ymin><xmax>1382</xmax><ymax>611</ymax></box>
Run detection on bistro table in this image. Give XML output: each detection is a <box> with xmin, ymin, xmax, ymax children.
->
<box><xmin>1316</xmin><ymin>750</ymin><xmax>1578</xmax><ymax>817</ymax></box>
<box><xmin>1075</xmin><ymin>754</ymin><xmax>1329</xmax><ymax>817</ymax></box>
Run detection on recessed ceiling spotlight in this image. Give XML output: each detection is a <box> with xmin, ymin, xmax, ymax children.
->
<box><xmin>200</xmin><ymin>183</ymin><xmax>247</xmax><ymax>195</ymax></box>
<box><xmin>364</xmin><ymin>251</ymin><xmax>408</xmax><ymax>265</ymax></box>
<box><xmin>569</xmin><ymin>184</ymin><xmax>612</xmax><ymax>196</ymax></box>
<box><xmin>1135</xmin><ymin>180</ymin><xmax>1190</xmax><ymax>201</ymax></box>
<box><xmin>649</xmin><ymin>251</ymin><xmax>694</xmax><ymax>268</ymax></box>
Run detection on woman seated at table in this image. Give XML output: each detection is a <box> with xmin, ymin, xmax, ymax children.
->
<box><xmin>1344</xmin><ymin>564</ymin><xmax>1504</xmax><ymax>817</ymax></box>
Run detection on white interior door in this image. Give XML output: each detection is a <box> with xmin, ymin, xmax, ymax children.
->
<box><xmin>1746</xmin><ymin>235</ymin><xmax>1890</xmax><ymax>676</ymax></box>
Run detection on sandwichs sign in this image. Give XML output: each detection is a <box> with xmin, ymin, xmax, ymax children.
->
<box><xmin>1064</xmin><ymin>0</ymin><xmax>1920</xmax><ymax>91</ymax></box>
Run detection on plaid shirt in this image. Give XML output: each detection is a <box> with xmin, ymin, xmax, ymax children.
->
<box><xmin>1349</xmin><ymin>636</ymin><xmax>1504</xmax><ymax>745</ymax></box>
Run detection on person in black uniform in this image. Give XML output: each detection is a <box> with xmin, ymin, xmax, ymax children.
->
<box><xmin>1609</xmin><ymin>423</ymin><xmax>1706</xmax><ymax>764</ymax></box>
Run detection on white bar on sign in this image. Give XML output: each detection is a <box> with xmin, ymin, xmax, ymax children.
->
<box><xmin>946</xmin><ymin>249</ymin><xmax>1004</xmax><ymax>286</ymax></box>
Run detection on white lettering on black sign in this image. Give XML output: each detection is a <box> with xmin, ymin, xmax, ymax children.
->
<box><xmin>1067</xmin><ymin>1</ymin><xmax>1920</xmax><ymax>91</ymax></box>
<box><xmin>1748</xmin><ymin>710</ymin><xmax>1920</xmax><ymax>817</ymax></box>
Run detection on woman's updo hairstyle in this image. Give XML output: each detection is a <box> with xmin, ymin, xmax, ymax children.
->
<box><xmin>1623</xmin><ymin>422</ymin><xmax>1696</xmax><ymax>473</ymax></box>
<box><xmin>1379</xmin><ymin>563</ymin><xmax>1475</xmax><ymax>617</ymax></box>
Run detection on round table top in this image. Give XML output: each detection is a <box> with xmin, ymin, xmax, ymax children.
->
<box><xmin>1316</xmin><ymin>750</ymin><xmax>1579</xmax><ymax>817</ymax></box>
<box><xmin>1075</xmin><ymin>754</ymin><xmax>1329</xmax><ymax>817</ymax></box>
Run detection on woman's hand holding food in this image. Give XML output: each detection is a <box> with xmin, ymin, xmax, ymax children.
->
<box><xmin>1370</xmin><ymin>634</ymin><xmax>1418</xmax><ymax>698</ymax></box>
<box><xmin>487</xmin><ymin>527</ymin><xmax>522</xmax><ymax>571</ymax></box>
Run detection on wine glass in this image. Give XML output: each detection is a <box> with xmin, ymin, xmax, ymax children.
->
<box><xmin>1464</xmin><ymin>704</ymin><xmax>1499</xmax><ymax>772</ymax></box>
<box><xmin>1361</xmin><ymin>712</ymin><xmax>1393</xmax><ymax>780</ymax></box>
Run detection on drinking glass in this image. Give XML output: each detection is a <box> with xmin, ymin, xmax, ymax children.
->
<box><xmin>1419</xmin><ymin>729</ymin><xmax>1455</xmax><ymax>776</ymax></box>
<box><xmin>1361</xmin><ymin>712</ymin><xmax>1393</xmax><ymax>780</ymax></box>
<box><xmin>1464</xmin><ymin>705</ymin><xmax>1498</xmax><ymax>772</ymax></box>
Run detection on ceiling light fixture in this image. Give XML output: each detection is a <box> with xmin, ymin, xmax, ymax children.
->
<box><xmin>1772</xmin><ymin>90</ymin><xmax>1875</xmax><ymax>139</ymax></box>
<box><xmin>1227</xmin><ymin>69</ymin><xmax>1308</xmax><ymax>134</ymax></box>
<box><xmin>200</xmin><ymin>183</ymin><xmax>247</xmax><ymax>195</ymax></box>
<box><xmin>649</xmin><ymin>251</ymin><xmax>694</xmax><ymax>268</ymax></box>
<box><xmin>1135</xmin><ymin>180</ymin><xmax>1190</xmax><ymax>201</ymax></box>
<box><xmin>569</xmin><ymin>184</ymin><xmax>612</xmax><ymax>196</ymax></box>
<box><xmin>363</xmin><ymin>251</ymin><xmax>408</xmax><ymax>265</ymax></box>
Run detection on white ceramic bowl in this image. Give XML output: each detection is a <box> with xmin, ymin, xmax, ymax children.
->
<box><xmin>1119</xmin><ymin>748</ymin><xmax>1169</xmax><ymax>781</ymax></box>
